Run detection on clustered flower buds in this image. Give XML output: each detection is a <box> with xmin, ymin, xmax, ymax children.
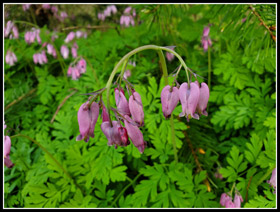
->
<box><xmin>25</xmin><ymin>28</ymin><xmax>41</xmax><ymax>45</ymax></box>
<box><xmin>201</xmin><ymin>26</ymin><xmax>212</xmax><ymax>52</ymax></box>
<box><xmin>76</xmin><ymin>65</ymin><xmax>147</xmax><ymax>153</ymax></box>
<box><xmin>67</xmin><ymin>58</ymin><xmax>87</xmax><ymax>80</ymax></box>
<box><xmin>160</xmin><ymin>80</ymin><xmax>209</xmax><ymax>122</ymax></box>
<box><xmin>120</xmin><ymin>6</ymin><xmax>136</xmax><ymax>27</ymax></box>
<box><xmin>98</xmin><ymin>5</ymin><xmax>117</xmax><ymax>21</ymax></box>
<box><xmin>5</xmin><ymin>50</ymin><xmax>17</xmax><ymax>66</ymax></box>
<box><xmin>220</xmin><ymin>192</ymin><xmax>243</xmax><ymax>208</ymax></box>
<box><xmin>33</xmin><ymin>50</ymin><xmax>48</xmax><ymax>65</ymax></box>
<box><xmin>47</xmin><ymin>43</ymin><xmax>57</xmax><ymax>58</ymax></box>
<box><xmin>4</xmin><ymin>122</ymin><xmax>14</xmax><ymax>168</ymax></box>
<box><xmin>166</xmin><ymin>46</ymin><xmax>175</xmax><ymax>62</ymax></box>
<box><xmin>4</xmin><ymin>20</ymin><xmax>19</xmax><ymax>39</ymax></box>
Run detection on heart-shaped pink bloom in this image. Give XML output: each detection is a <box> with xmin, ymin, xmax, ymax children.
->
<box><xmin>179</xmin><ymin>82</ymin><xmax>200</xmax><ymax>121</ymax></box>
<box><xmin>101</xmin><ymin>121</ymin><xmax>123</xmax><ymax>147</ymax></box>
<box><xmin>61</xmin><ymin>45</ymin><xmax>69</xmax><ymax>59</ymax></box>
<box><xmin>129</xmin><ymin>91</ymin><xmax>144</xmax><ymax>126</ymax></box>
<box><xmin>65</xmin><ymin>31</ymin><xmax>75</xmax><ymax>43</ymax></box>
<box><xmin>76</xmin><ymin>102</ymin><xmax>99</xmax><ymax>142</ymax></box>
<box><xmin>115</xmin><ymin>88</ymin><xmax>130</xmax><ymax>116</ymax></box>
<box><xmin>220</xmin><ymin>193</ymin><xmax>232</xmax><ymax>207</ymax></box>
<box><xmin>161</xmin><ymin>85</ymin><xmax>179</xmax><ymax>118</ymax></box>
<box><xmin>77</xmin><ymin>58</ymin><xmax>86</xmax><ymax>73</ymax></box>
<box><xmin>124</xmin><ymin>115</ymin><xmax>146</xmax><ymax>153</ymax></box>
<box><xmin>233</xmin><ymin>194</ymin><xmax>243</xmax><ymax>208</ymax></box>
<box><xmin>196</xmin><ymin>82</ymin><xmax>209</xmax><ymax>116</ymax></box>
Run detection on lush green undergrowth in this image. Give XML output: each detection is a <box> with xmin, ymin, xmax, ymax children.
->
<box><xmin>4</xmin><ymin>4</ymin><xmax>276</xmax><ymax>208</ymax></box>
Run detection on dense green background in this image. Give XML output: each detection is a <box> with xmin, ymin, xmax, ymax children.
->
<box><xmin>4</xmin><ymin>4</ymin><xmax>276</xmax><ymax>208</ymax></box>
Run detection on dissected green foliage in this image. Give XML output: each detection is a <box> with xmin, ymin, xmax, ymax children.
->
<box><xmin>4</xmin><ymin>4</ymin><xmax>276</xmax><ymax>208</ymax></box>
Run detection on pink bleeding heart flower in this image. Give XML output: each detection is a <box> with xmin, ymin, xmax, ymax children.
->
<box><xmin>60</xmin><ymin>45</ymin><xmax>69</xmax><ymax>59</ymax></box>
<box><xmin>124</xmin><ymin>115</ymin><xmax>146</xmax><ymax>153</ymax></box>
<box><xmin>101</xmin><ymin>121</ymin><xmax>123</xmax><ymax>147</ymax></box>
<box><xmin>115</xmin><ymin>88</ymin><xmax>130</xmax><ymax>116</ymax></box>
<box><xmin>233</xmin><ymin>193</ymin><xmax>243</xmax><ymax>208</ymax></box>
<box><xmin>267</xmin><ymin>168</ymin><xmax>276</xmax><ymax>192</ymax></box>
<box><xmin>77</xmin><ymin>58</ymin><xmax>86</xmax><ymax>73</ymax></box>
<box><xmin>5</xmin><ymin>51</ymin><xmax>17</xmax><ymax>66</ymax></box>
<box><xmin>76</xmin><ymin>102</ymin><xmax>99</xmax><ymax>142</ymax></box>
<box><xmin>129</xmin><ymin>91</ymin><xmax>144</xmax><ymax>127</ymax></box>
<box><xmin>4</xmin><ymin>135</ymin><xmax>14</xmax><ymax>168</ymax></box>
<box><xmin>196</xmin><ymin>81</ymin><xmax>210</xmax><ymax>116</ymax></box>
<box><xmin>220</xmin><ymin>193</ymin><xmax>232</xmax><ymax>207</ymax></box>
<box><xmin>179</xmin><ymin>82</ymin><xmax>200</xmax><ymax>121</ymax></box>
<box><xmin>225</xmin><ymin>200</ymin><xmax>235</xmax><ymax>208</ymax></box>
<box><xmin>42</xmin><ymin>4</ymin><xmax>51</xmax><ymax>9</ymax></box>
<box><xmin>65</xmin><ymin>31</ymin><xmax>75</xmax><ymax>43</ymax></box>
<box><xmin>71</xmin><ymin>66</ymin><xmax>80</xmax><ymax>80</ymax></box>
<box><xmin>12</xmin><ymin>26</ymin><xmax>19</xmax><ymax>39</ymax></box>
<box><xmin>161</xmin><ymin>85</ymin><xmax>179</xmax><ymax>119</ymax></box>
<box><xmin>71</xmin><ymin>46</ymin><xmax>78</xmax><ymax>58</ymax></box>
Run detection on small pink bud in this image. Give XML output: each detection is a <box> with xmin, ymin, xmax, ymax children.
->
<box><xmin>129</xmin><ymin>91</ymin><xmax>144</xmax><ymax>126</ymax></box>
<box><xmin>60</xmin><ymin>45</ymin><xmax>69</xmax><ymax>59</ymax></box>
<box><xmin>179</xmin><ymin>82</ymin><xmax>200</xmax><ymax>121</ymax></box>
<box><xmin>124</xmin><ymin>115</ymin><xmax>146</xmax><ymax>153</ymax></box>
<box><xmin>233</xmin><ymin>194</ymin><xmax>243</xmax><ymax>208</ymax></box>
<box><xmin>196</xmin><ymin>82</ymin><xmax>209</xmax><ymax>116</ymax></box>
<box><xmin>115</xmin><ymin>88</ymin><xmax>130</xmax><ymax>116</ymax></box>
<box><xmin>76</xmin><ymin>102</ymin><xmax>99</xmax><ymax>142</ymax></box>
<box><xmin>267</xmin><ymin>168</ymin><xmax>276</xmax><ymax>191</ymax></box>
<box><xmin>161</xmin><ymin>85</ymin><xmax>179</xmax><ymax>118</ymax></box>
<box><xmin>102</xmin><ymin>106</ymin><xmax>110</xmax><ymax>122</ymax></box>
<box><xmin>118</xmin><ymin>127</ymin><xmax>130</xmax><ymax>146</ymax></box>
<box><xmin>65</xmin><ymin>31</ymin><xmax>75</xmax><ymax>43</ymax></box>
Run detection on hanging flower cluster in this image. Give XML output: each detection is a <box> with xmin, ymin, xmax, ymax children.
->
<box><xmin>4</xmin><ymin>20</ymin><xmax>19</xmax><ymax>39</ymax></box>
<box><xmin>75</xmin><ymin>45</ymin><xmax>209</xmax><ymax>155</ymax></box>
<box><xmin>33</xmin><ymin>50</ymin><xmax>48</xmax><ymax>65</ymax></box>
<box><xmin>161</xmin><ymin>80</ymin><xmax>209</xmax><ymax>121</ymax></box>
<box><xmin>25</xmin><ymin>28</ymin><xmax>41</xmax><ymax>45</ymax></box>
<box><xmin>5</xmin><ymin>50</ymin><xmax>17</xmax><ymax>66</ymax></box>
<box><xmin>76</xmin><ymin>64</ymin><xmax>147</xmax><ymax>153</ymax></box>
<box><xmin>220</xmin><ymin>192</ymin><xmax>243</xmax><ymax>208</ymax></box>
<box><xmin>67</xmin><ymin>58</ymin><xmax>87</xmax><ymax>80</ymax></box>
<box><xmin>120</xmin><ymin>6</ymin><xmax>136</xmax><ymax>27</ymax></box>
<box><xmin>98</xmin><ymin>5</ymin><xmax>117</xmax><ymax>21</ymax></box>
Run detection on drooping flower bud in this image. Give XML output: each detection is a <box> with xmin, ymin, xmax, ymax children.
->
<box><xmin>76</xmin><ymin>102</ymin><xmax>99</xmax><ymax>142</ymax></box>
<box><xmin>129</xmin><ymin>91</ymin><xmax>144</xmax><ymax>126</ymax></box>
<box><xmin>161</xmin><ymin>85</ymin><xmax>179</xmax><ymax>118</ymax></box>
<box><xmin>101</xmin><ymin>105</ymin><xmax>110</xmax><ymax>122</ymax></box>
<box><xmin>179</xmin><ymin>82</ymin><xmax>200</xmax><ymax>121</ymax></box>
<box><xmin>115</xmin><ymin>88</ymin><xmax>130</xmax><ymax>116</ymax></box>
<box><xmin>65</xmin><ymin>31</ymin><xmax>75</xmax><ymax>43</ymax></box>
<box><xmin>233</xmin><ymin>193</ymin><xmax>243</xmax><ymax>208</ymax></box>
<box><xmin>124</xmin><ymin>115</ymin><xmax>146</xmax><ymax>153</ymax></box>
<box><xmin>61</xmin><ymin>45</ymin><xmax>69</xmax><ymax>59</ymax></box>
<box><xmin>118</xmin><ymin>127</ymin><xmax>130</xmax><ymax>146</ymax></box>
<box><xmin>196</xmin><ymin>82</ymin><xmax>210</xmax><ymax>116</ymax></box>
